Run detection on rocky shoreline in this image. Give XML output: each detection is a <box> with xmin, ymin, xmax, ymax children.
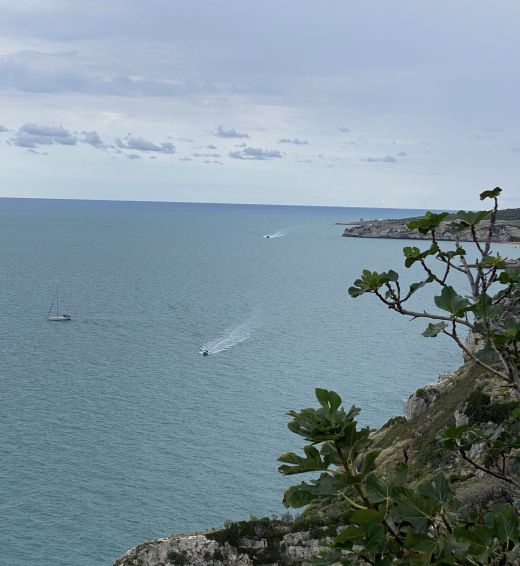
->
<box><xmin>342</xmin><ymin>217</ymin><xmax>520</xmax><ymax>243</ymax></box>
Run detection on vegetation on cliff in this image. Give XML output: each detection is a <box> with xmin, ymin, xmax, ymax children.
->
<box><xmin>279</xmin><ymin>188</ymin><xmax>520</xmax><ymax>564</ymax></box>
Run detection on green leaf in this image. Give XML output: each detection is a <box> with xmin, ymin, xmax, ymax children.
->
<box><xmin>335</xmin><ymin>524</ymin><xmax>364</xmax><ymax>544</ymax></box>
<box><xmin>350</xmin><ymin>508</ymin><xmax>383</xmax><ymax>525</ymax></box>
<box><xmin>403</xmin><ymin>244</ymin><xmax>440</xmax><ymax>268</ymax></box>
<box><xmin>286</xmin><ymin>394</ymin><xmax>361</xmax><ymax>443</ymax></box>
<box><xmin>359</xmin><ymin>449</ymin><xmax>381</xmax><ymax>476</ymax></box>
<box><xmin>408</xmin><ymin>280</ymin><xmax>427</xmax><ymax>296</ymax></box>
<box><xmin>348</xmin><ymin>269</ymin><xmax>400</xmax><ymax>298</ymax></box>
<box><xmin>469</xmin><ymin>293</ymin><xmax>503</xmax><ymax>319</ymax></box>
<box><xmin>391</xmin><ymin>489</ymin><xmax>440</xmax><ymax>532</ymax></box>
<box><xmin>282</xmin><ymin>473</ymin><xmax>339</xmax><ymax>508</ymax></box>
<box><xmin>363</xmin><ymin>522</ymin><xmax>386</xmax><ymax>553</ymax></box>
<box><xmin>498</xmin><ymin>268</ymin><xmax>520</xmax><ymax>285</ymax></box>
<box><xmin>407</xmin><ymin>211</ymin><xmax>449</xmax><ymax>234</ymax></box>
<box><xmin>453</xmin><ymin>210</ymin><xmax>489</xmax><ymax>228</ymax></box>
<box><xmin>487</xmin><ymin>504</ymin><xmax>520</xmax><ymax>544</ymax></box>
<box><xmin>479</xmin><ymin>254</ymin><xmax>506</xmax><ymax>268</ymax></box>
<box><xmin>453</xmin><ymin>525</ymin><xmax>493</xmax><ymax>560</ymax></box>
<box><xmin>480</xmin><ymin>187</ymin><xmax>501</xmax><ymax>200</ymax></box>
<box><xmin>315</xmin><ymin>388</ymin><xmax>342</xmax><ymax>413</ymax></box>
<box><xmin>417</xmin><ymin>473</ymin><xmax>452</xmax><ymax>507</ymax></box>
<box><xmin>364</xmin><ymin>473</ymin><xmax>390</xmax><ymax>504</ymax></box>
<box><xmin>434</xmin><ymin>286</ymin><xmax>470</xmax><ymax>317</ymax></box>
<box><xmin>278</xmin><ymin>444</ymin><xmax>331</xmax><ymax>475</ymax></box>
<box><xmin>422</xmin><ymin>322</ymin><xmax>447</xmax><ymax>337</ymax></box>
<box><xmin>404</xmin><ymin>531</ymin><xmax>439</xmax><ymax>562</ymax></box>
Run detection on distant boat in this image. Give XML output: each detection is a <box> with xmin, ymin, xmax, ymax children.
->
<box><xmin>47</xmin><ymin>290</ymin><xmax>71</xmax><ymax>321</ymax></box>
<box><xmin>202</xmin><ymin>349</ymin><xmax>209</xmax><ymax>356</ymax></box>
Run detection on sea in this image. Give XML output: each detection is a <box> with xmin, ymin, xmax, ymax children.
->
<box><xmin>2</xmin><ymin>198</ymin><xmax>518</xmax><ymax>565</ymax></box>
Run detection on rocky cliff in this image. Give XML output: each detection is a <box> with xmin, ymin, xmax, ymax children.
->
<box><xmin>342</xmin><ymin>217</ymin><xmax>520</xmax><ymax>243</ymax></box>
<box><xmin>114</xmin><ymin>518</ymin><xmax>338</xmax><ymax>566</ymax></box>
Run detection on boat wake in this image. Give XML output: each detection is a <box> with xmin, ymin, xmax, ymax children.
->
<box><xmin>201</xmin><ymin>321</ymin><xmax>254</xmax><ymax>355</ymax></box>
<box><xmin>263</xmin><ymin>227</ymin><xmax>289</xmax><ymax>239</ymax></box>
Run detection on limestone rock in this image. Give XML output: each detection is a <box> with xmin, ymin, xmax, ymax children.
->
<box><xmin>404</xmin><ymin>372</ymin><xmax>456</xmax><ymax>420</ymax></box>
<box><xmin>114</xmin><ymin>528</ymin><xmax>332</xmax><ymax>566</ymax></box>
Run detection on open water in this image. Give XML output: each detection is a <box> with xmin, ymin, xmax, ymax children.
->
<box><xmin>2</xmin><ymin>198</ymin><xmax>518</xmax><ymax>565</ymax></box>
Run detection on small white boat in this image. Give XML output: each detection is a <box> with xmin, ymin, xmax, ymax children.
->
<box><xmin>47</xmin><ymin>290</ymin><xmax>71</xmax><ymax>321</ymax></box>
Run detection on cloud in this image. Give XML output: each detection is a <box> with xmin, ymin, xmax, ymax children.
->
<box><xmin>206</xmin><ymin>144</ymin><xmax>218</xmax><ymax>149</ymax></box>
<box><xmin>11</xmin><ymin>123</ymin><xmax>77</xmax><ymax>148</ymax></box>
<box><xmin>80</xmin><ymin>130</ymin><xmax>104</xmax><ymax>148</ymax></box>
<box><xmin>193</xmin><ymin>152</ymin><xmax>221</xmax><ymax>158</ymax></box>
<box><xmin>204</xmin><ymin>159</ymin><xmax>223</xmax><ymax>165</ymax></box>
<box><xmin>511</xmin><ymin>146</ymin><xmax>520</xmax><ymax>153</ymax></box>
<box><xmin>214</xmin><ymin>126</ymin><xmax>250</xmax><ymax>139</ymax></box>
<box><xmin>278</xmin><ymin>137</ymin><xmax>309</xmax><ymax>145</ymax></box>
<box><xmin>126</xmin><ymin>153</ymin><xmax>141</xmax><ymax>160</ymax></box>
<box><xmin>396</xmin><ymin>151</ymin><xmax>407</xmax><ymax>156</ymax></box>
<box><xmin>317</xmin><ymin>153</ymin><xmax>338</xmax><ymax>162</ymax></box>
<box><xmin>0</xmin><ymin>125</ymin><xmax>8</xmax><ymax>132</ymax></box>
<box><xmin>115</xmin><ymin>135</ymin><xmax>175</xmax><ymax>154</ymax></box>
<box><xmin>363</xmin><ymin>155</ymin><xmax>398</xmax><ymax>163</ymax></box>
<box><xmin>229</xmin><ymin>146</ymin><xmax>283</xmax><ymax>160</ymax></box>
<box><xmin>179</xmin><ymin>157</ymin><xmax>192</xmax><ymax>161</ymax></box>
<box><xmin>337</xmin><ymin>127</ymin><xmax>351</xmax><ymax>133</ymax></box>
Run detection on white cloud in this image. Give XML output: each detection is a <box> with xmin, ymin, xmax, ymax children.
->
<box><xmin>115</xmin><ymin>135</ymin><xmax>175</xmax><ymax>154</ymax></box>
<box><xmin>278</xmin><ymin>137</ymin><xmax>309</xmax><ymax>145</ymax></box>
<box><xmin>229</xmin><ymin>146</ymin><xmax>283</xmax><ymax>160</ymax></box>
<box><xmin>11</xmin><ymin>123</ymin><xmax>77</xmax><ymax>148</ymax></box>
<box><xmin>363</xmin><ymin>155</ymin><xmax>398</xmax><ymax>163</ymax></box>
<box><xmin>214</xmin><ymin>126</ymin><xmax>250</xmax><ymax>139</ymax></box>
<box><xmin>80</xmin><ymin>130</ymin><xmax>104</xmax><ymax>148</ymax></box>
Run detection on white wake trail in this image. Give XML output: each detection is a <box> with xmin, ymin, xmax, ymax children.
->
<box><xmin>263</xmin><ymin>226</ymin><xmax>292</xmax><ymax>239</ymax></box>
<box><xmin>201</xmin><ymin>320</ymin><xmax>254</xmax><ymax>355</ymax></box>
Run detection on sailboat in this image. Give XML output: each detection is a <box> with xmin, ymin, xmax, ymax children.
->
<box><xmin>47</xmin><ymin>290</ymin><xmax>71</xmax><ymax>321</ymax></box>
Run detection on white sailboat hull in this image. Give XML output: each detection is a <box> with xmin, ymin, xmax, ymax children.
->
<box><xmin>48</xmin><ymin>316</ymin><xmax>71</xmax><ymax>321</ymax></box>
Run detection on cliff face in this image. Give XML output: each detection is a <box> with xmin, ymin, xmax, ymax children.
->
<box><xmin>342</xmin><ymin>218</ymin><xmax>520</xmax><ymax>243</ymax></box>
<box><xmin>114</xmin><ymin>521</ymin><xmax>335</xmax><ymax>566</ymax></box>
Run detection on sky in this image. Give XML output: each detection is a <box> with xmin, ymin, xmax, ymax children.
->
<box><xmin>0</xmin><ymin>0</ymin><xmax>519</xmax><ymax>209</ymax></box>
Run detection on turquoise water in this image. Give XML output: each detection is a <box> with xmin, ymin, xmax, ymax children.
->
<box><xmin>3</xmin><ymin>198</ymin><xmax>515</xmax><ymax>566</ymax></box>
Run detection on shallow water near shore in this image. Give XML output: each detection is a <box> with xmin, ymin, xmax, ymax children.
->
<box><xmin>2</xmin><ymin>198</ymin><xmax>518</xmax><ymax>566</ymax></box>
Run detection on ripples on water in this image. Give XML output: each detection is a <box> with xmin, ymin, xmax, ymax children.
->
<box><xmin>2</xmin><ymin>199</ymin><xmax>518</xmax><ymax>565</ymax></box>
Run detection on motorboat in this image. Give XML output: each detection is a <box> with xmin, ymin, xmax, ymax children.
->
<box><xmin>202</xmin><ymin>349</ymin><xmax>209</xmax><ymax>356</ymax></box>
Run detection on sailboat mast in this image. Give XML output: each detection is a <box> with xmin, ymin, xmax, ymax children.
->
<box><xmin>56</xmin><ymin>289</ymin><xmax>59</xmax><ymax>316</ymax></box>
<box><xmin>47</xmin><ymin>293</ymin><xmax>56</xmax><ymax>318</ymax></box>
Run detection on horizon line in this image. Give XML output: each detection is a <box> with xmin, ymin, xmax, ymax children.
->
<box><xmin>0</xmin><ymin>195</ymin><xmax>446</xmax><ymax>212</ymax></box>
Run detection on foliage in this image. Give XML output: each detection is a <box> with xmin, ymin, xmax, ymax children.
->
<box><xmin>464</xmin><ymin>390</ymin><xmax>520</xmax><ymax>425</ymax></box>
<box><xmin>278</xmin><ymin>190</ymin><xmax>520</xmax><ymax>563</ymax></box>
<box><xmin>348</xmin><ymin>187</ymin><xmax>520</xmax><ymax>399</ymax></box>
<box><xmin>280</xmin><ymin>389</ymin><xmax>520</xmax><ymax>564</ymax></box>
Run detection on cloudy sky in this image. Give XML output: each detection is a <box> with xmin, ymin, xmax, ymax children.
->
<box><xmin>1</xmin><ymin>1</ymin><xmax>519</xmax><ymax>208</ymax></box>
